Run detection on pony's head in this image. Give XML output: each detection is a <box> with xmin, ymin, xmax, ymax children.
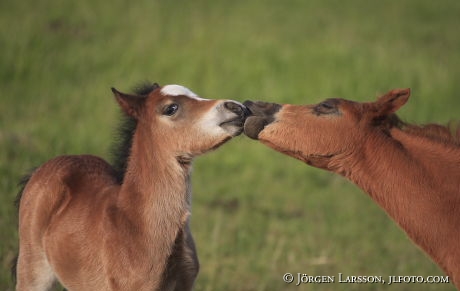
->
<box><xmin>112</xmin><ymin>84</ymin><xmax>249</xmax><ymax>162</ymax></box>
<box><xmin>243</xmin><ymin>89</ymin><xmax>410</xmax><ymax>169</ymax></box>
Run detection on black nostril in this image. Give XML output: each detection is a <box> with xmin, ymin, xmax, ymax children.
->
<box><xmin>243</xmin><ymin>101</ymin><xmax>282</xmax><ymax>116</ymax></box>
<box><xmin>243</xmin><ymin>100</ymin><xmax>254</xmax><ymax>107</ymax></box>
<box><xmin>243</xmin><ymin>106</ymin><xmax>252</xmax><ymax>117</ymax></box>
<box><xmin>224</xmin><ymin>101</ymin><xmax>244</xmax><ymax>115</ymax></box>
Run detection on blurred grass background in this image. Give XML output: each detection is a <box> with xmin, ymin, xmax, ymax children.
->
<box><xmin>1</xmin><ymin>0</ymin><xmax>459</xmax><ymax>290</ymax></box>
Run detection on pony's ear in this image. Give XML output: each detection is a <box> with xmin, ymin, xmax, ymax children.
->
<box><xmin>372</xmin><ymin>88</ymin><xmax>410</xmax><ymax>117</ymax></box>
<box><xmin>111</xmin><ymin>88</ymin><xmax>146</xmax><ymax>119</ymax></box>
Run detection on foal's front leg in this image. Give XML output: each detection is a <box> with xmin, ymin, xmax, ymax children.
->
<box><xmin>15</xmin><ymin>249</ymin><xmax>58</xmax><ymax>291</ymax></box>
<box><xmin>173</xmin><ymin>223</ymin><xmax>199</xmax><ymax>291</ymax></box>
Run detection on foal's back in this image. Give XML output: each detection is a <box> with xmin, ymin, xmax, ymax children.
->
<box><xmin>17</xmin><ymin>155</ymin><xmax>122</xmax><ymax>290</ymax></box>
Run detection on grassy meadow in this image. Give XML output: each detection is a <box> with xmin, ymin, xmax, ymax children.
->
<box><xmin>1</xmin><ymin>0</ymin><xmax>460</xmax><ymax>290</ymax></box>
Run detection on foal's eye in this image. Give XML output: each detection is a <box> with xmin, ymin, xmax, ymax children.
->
<box><xmin>162</xmin><ymin>104</ymin><xmax>179</xmax><ymax>116</ymax></box>
<box><xmin>319</xmin><ymin>102</ymin><xmax>334</xmax><ymax>110</ymax></box>
<box><xmin>313</xmin><ymin>99</ymin><xmax>339</xmax><ymax>115</ymax></box>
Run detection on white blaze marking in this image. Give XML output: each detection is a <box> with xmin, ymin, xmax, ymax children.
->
<box><xmin>160</xmin><ymin>84</ymin><xmax>208</xmax><ymax>101</ymax></box>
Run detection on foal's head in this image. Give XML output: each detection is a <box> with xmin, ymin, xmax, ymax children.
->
<box><xmin>112</xmin><ymin>84</ymin><xmax>249</xmax><ymax>162</ymax></box>
<box><xmin>243</xmin><ymin>89</ymin><xmax>410</xmax><ymax>168</ymax></box>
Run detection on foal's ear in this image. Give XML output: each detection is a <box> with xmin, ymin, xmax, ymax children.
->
<box><xmin>373</xmin><ymin>88</ymin><xmax>411</xmax><ymax>116</ymax></box>
<box><xmin>111</xmin><ymin>88</ymin><xmax>146</xmax><ymax>119</ymax></box>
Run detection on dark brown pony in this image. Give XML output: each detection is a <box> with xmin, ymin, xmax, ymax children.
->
<box><xmin>14</xmin><ymin>83</ymin><xmax>248</xmax><ymax>291</ymax></box>
<box><xmin>244</xmin><ymin>89</ymin><xmax>460</xmax><ymax>288</ymax></box>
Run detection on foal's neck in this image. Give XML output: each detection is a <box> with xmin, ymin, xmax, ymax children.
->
<box><xmin>338</xmin><ymin>128</ymin><xmax>460</xmax><ymax>279</ymax></box>
<box><xmin>109</xmin><ymin>123</ymin><xmax>192</xmax><ymax>289</ymax></box>
<box><xmin>345</xmin><ymin>128</ymin><xmax>460</xmax><ymax>211</ymax></box>
<box><xmin>116</xmin><ymin>124</ymin><xmax>191</xmax><ymax>271</ymax></box>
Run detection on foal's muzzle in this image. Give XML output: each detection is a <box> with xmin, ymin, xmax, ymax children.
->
<box><xmin>219</xmin><ymin>101</ymin><xmax>251</xmax><ymax>134</ymax></box>
<box><xmin>224</xmin><ymin>101</ymin><xmax>252</xmax><ymax>118</ymax></box>
<box><xmin>243</xmin><ymin>101</ymin><xmax>282</xmax><ymax>140</ymax></box>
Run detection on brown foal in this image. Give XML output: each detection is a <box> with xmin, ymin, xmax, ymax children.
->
<box><xmin>14</xmin><ymin>83</ymin><xmax>248</xmax><ymax>291</ymax></box>
<box><xmin>244</xmin><ymin>89</ymin><xmax>460</xmax><ymax>288</ymax></box>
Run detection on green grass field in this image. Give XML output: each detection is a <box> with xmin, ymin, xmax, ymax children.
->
<box><xmin>1</xmin><ymin>0</ymin><xmax>460</xmax><ymax>290</ymax></box>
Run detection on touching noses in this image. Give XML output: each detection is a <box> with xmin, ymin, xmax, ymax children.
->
<box><xmin>224</xmin><ymin>101</ymin><xmax>251</xmax><ymax>118</ymax></box>
<box><xmin>242</xmin><ymin>101</ymin><xmax>282</xmax><ymax>117</ymax></box>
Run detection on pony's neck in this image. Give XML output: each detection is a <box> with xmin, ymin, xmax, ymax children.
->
<box><xmin>336</xmin><ymin>128</ymin><xmax>460</xmax><ymax>279</ymax></box>
<box><xmin>120</xmin><ymin>124</ymin><xmax>190</xmax><ymax>226</ymax></box>
<box><xmin>116</xmin><ymin>124</ymin><xmax>191</xmax><ymax>279</ymax></box>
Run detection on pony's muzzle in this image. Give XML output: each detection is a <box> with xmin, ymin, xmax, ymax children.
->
<box><xmin>224</xmin><ymin>101</ymin><xmax>251</xmax><ymax>118</ymax></box>
<box><xmin>218</xmin><ymin>101</ymin><xmax>250</xmax><ymax>135</ymax></box>
<box><xmin>243</xmin><ymin>101</ymin><xmax>281</xmax><ymax>117</ymax></box>
<box><xmin>243</xmin><ymin>100</ymin><xmax>282</xmax><ymax>139</ymax></box>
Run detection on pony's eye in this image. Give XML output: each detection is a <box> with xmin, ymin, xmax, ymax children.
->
<box><xmin>162</xmin><ymin>104</ymin><xmax>179</xmax><ymax>116</ymax></box>
<box><xmin>313</xmin><ymin>99</ymin><xmax>339</xmax><ymax>115</ymax></box>
<box><xmin>319</xmin><ymin>102</ymin><xmax>334</xmax><ymax>110</ymax></box>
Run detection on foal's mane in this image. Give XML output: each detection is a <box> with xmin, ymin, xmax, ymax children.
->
<box><xmin>402</xmin><ymin>121</ymin><xmax>460</xmax><ymax>147</ymax></box>
<box><xmin>373</xmin><ymin>109</ymin><xmax>460</xmax><ymax>147</ymax></box>
<box><xmin>385</xmin><ymin>114</ymin><xmax>460</xmax><ymax>147</ymax></box>
<box><xmin>110</xmin><ymin>82</ymin><xmax>160</xmax><ymax>183</ymax></box>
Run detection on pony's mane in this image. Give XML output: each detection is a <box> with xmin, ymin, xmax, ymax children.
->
<box><xmin>377</xmin><ymin>113</ymin><xmax>460</xmax><ymax>147</ymax></box>
<box><xmin>133</xmin><ymin>82</ymin><xmax>160</xmax><ymax>96</ymax></box>
<box><xmin>402</xmin><ymin>121</ymin><xmax>460</xmax><ymax>147</ymax></box>
<box><xmin>110</xmin><ymin>82</ymin><xmax>160</xmax><ymax>183</ymax></box>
